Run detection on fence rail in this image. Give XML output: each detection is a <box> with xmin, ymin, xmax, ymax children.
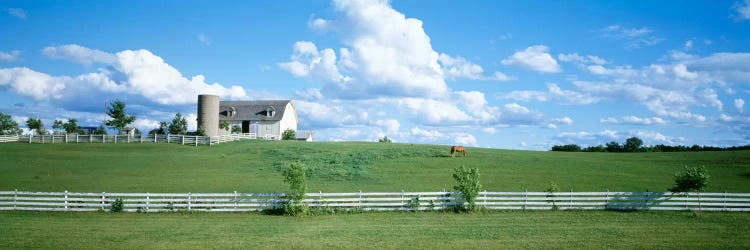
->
<box><xmin>0</xmin><ymin>133</ymin><xmax>257</xmax><ymax>146</ymax></box>
<box><xmin>1</xmin><ymin>190</ymin><xmax>748</xmax><ymax>212</ymax></box>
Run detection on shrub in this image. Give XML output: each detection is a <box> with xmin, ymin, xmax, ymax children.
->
<box><xmin>669</xmin><ymin>166</ymin><xmax>709</xmax><ymax>192</ymax></box>
<box><xmin>282</xmin><ymin>129</ymin><xmax>296</xmax><ymax>140</ymax></box>
<box><xmin>551</xmin><ymin>144</ymin><xmax>582</xmax><ymax>152</ymax></box>
<box><xmin>452</xmin><ymin>166</ymin><xmax>482</xmax><ymax>212</ymax></box>
<box><xmin>282</xmin><ymin>162</ymin><xmax>308</xmax><ymax>216</ymax></box>
<box><xmin>544</xmin><ymin>181</ymin><xmax>559</xmax><ymax>211</ymax></box>
<box><xmin>231</xmin><ymin>125</ymin><xmax>242</xmax><ymax>133</ymax></box>
<box><xmin>110</xmin><ymin>198</ymin><xmax>124</xmax><ymax>212</ymax></box>
<box><xmin>378</xmin><ymin>136</ymin><xmax>392</xmax><ymax>143</ymax></box>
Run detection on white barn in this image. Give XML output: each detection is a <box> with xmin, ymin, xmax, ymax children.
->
<box><xmin>218</xmin><ymin>100</ymin><xmax>298</xmax><ymax>140</ymax></box>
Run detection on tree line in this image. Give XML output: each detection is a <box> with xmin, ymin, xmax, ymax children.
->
<box><xmin>0</xmin><ymin>100</ymin><xmax>201</xmax><ymax>136</ymax></box>
<box><xmin>551</xmin><ymin>137</ymin><xmax>750</xmax><ymax>152</ymax></box>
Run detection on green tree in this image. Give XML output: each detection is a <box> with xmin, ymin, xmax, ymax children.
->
<box><xmin>669</xmin><ymin>166</ymin><xmax>709</xmax><ymax>192</ymax></box>
<box><xmin>168</xmin><ymin>113</ymin><xmax>187</xmax><ymax>135</ymax></box>
<box><xmin>105</xmin><ymin>100</ymin><xmax>136</xmax><ymax>133</ymax></box>
<box><xmin>282</xmin><ymin>128</ymin><xmax>296</xmax><ymax>140</ymax></box>
<box><xmin>0</xmin><ymin>112</ymin><xmax>22</xmax><ymax>135</ymax></box>
<box><xmin>219</xmin><ymin>120</ymin><xmax>230</xmax><ymax>132</ymax></box>
<box><xmin>52</xmin><ymin>120</ymin><xmax>65</xmax><ymax>133</ymax></box>
<box><xmin>624</xmin><ymin>137</ymin><xmax>644</xmax><ymax>152</ymax></box>
<box><xmin>93</xmin><ymin>124</ymin><xmax>108</xmax><ymax>135</ymax></box>
<box><xmin>231</xmin><ymin>125</ymin><xmax>241</xmax><ymax>133</ymax></box>
<box><xmin>378</xmin><ymin>136</ymin><xmax>392</xmax><ymax>143</ymax></box>
<box><xmin>63</xmin><ymin>119</ymin><xmax>79</xmax><ymax>134</ymax></box>
<box><xmin>605</xmin><ymin>141</ymin><xmax>621</xmax><ymax>152</ymax></box>
<box><xmin>26</xmin><ymin>118</ymin><xmax>47</xmax><ymax>135</ymax></box>
<box><xmin>453</xmin><ymin>166</ymin><xmax>482</xmax><ymax>212</ymax></box>
<box><xmin>282</xmin><ymin>162</ymin><xmax>308</xmax><ymax>216</ymax></box>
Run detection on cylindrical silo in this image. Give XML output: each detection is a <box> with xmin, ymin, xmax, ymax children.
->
<box><xmin>197</xmin><ymin>94</ymin><xmax>220</xmax><ymax>137</ymax></box>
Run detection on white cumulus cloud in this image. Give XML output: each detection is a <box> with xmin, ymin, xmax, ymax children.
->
<box><xmin>501</xmin><ymin>45</ymin><xmax>561</xmax><ymax>73</ymax></box>
<box><xmin>42</xmin><ymin>44</ymin><xmax>117</xmax><ymax>64</ymax></box>
<box><xmin>736</xmin><ymin>98</ymin><xmax>745</xmax><ymax>113</ymax></box>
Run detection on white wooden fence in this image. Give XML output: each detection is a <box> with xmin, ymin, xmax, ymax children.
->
<box><xmin>0</xmin><ymin>133</ymin><xmax>257</xmax><ymax>146</ymax></box>
<box><xmin>1</xmin><ymin>190</ymin><xmax>748</xmax><ymax>212</ymax></box>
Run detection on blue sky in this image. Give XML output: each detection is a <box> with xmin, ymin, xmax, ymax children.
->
<box><xmin>1</xmin><ymin>0</ymin><xmax>749</xmax><ymax>149</ymax></box>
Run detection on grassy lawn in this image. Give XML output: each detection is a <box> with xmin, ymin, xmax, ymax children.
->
<box><xmin>0</xmin><ymin>141</ymin><xmax>749</xmax><ymax>193</ymax></box>
<box><xmin>0</xmin><ymin>211</ymin><xmax>748</xmax><ymax>249</ymax></box>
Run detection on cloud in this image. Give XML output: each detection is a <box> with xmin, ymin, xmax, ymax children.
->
<box><xmin>2</xmin><ymin>45</ymin><xmax>248</xmax><ymax>107</ymax></box>
<box><xmin>599</xmin><ymin>25</ymin><xmax>663</xmax><ymax>49</ymax></box>
<box><xmin>684</xmin><ymin>40</ymin><xmax>694</xmax><ymax>50</ymax></box>
<box><xmin>558</xmin><ymin>53</ymin><xmax>607</xmax><ymax>65</ymax></box>
<box><xmin>198</xmin><ymin>33</ymin><xmax>211</xmax><ymax>45</ymax></box>
<box><xmin>736</xmin><ymin>98</ymin><xmax>745</xmax><ymax>113</ymax></box>
<box><xmin>0</xmin><ymin>67</ymin><xmax>67</xmax><ymax>100</ymax></box>
<box><xmin>600</xmin><ymin>116</ymin><xmax>666</xmax><ymax>125</ymax></box>
<box><xmin>454</xmin><ymin>133</ymin><xmax>477</xmax><ymax>146</ymax></box>
<box><xmin>278</xmin><ymin>41</ymin><xmax>351</xmax><ymax>84</ymax></box>
<box><xmin>281</xmin><ymin>0</ymin><xmax>450</xmax><ymax>99</ymax></box>
<box><xmin>42</xmin><ymin>44</ymin><xmax>117</xmax><ymax>64</ymax></box>
<box><xmin>734</xmin><ymin>0</ymin><xmax>750</xmax><ymax>20</ymax></box>
<box><xmin>410</xmin><ymin>126</ymin><xmax>447</xmax><ymax>141</ymax></box>
<box><xmin>552</xmin><ymin>116</ymin><xmax>574</xmax><ymax>125</ymax></box>
<box><xmin>501</xmin><ymin>45</ymin><xmax>561</xmax><ymax>73</ymax></box>
<box><xmin>502</xmin><ymin>83</ymin><xmax>597</xmax><ymax>105</ymax></box>
<box><xmin>0</xmin><ymin>50</ymin><xmax>21</xmax><ymax>62</ymax></box>
<box><xmin>375</xmin><ymin>119</ymin><xmax>400</xmax><ymax>134</ymax></box>
<box><xmin>439</xmin><ymin>53</ymin><xmax>513</xmax><ymax>81</ymax></box>
<box><xmin>6</xmin><ymin>8</ymin><xmax>26</xmax><ymax>19</ymax></box>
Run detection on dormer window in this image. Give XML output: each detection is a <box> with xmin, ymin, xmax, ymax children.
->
<box><xmin>266</xmin><ymin>106</ymin><xmax>276</xmax><ymax>117</ymax></box>
<box><xmin>229</xmin><ymin>107</ymin><xmax>237</xmax><ymax>117</ymax></box>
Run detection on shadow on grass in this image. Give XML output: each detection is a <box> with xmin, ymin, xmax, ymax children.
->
<box><xmin>741</xmin><ymin>172</ymin><xmax>750</xmax><ymax>179</ymax></box>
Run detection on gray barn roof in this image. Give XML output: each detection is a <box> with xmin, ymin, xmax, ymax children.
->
<box><xmin>219</xmin><ymin>100</ymin><xmax>294</xmax><ymax>122</ymax></box>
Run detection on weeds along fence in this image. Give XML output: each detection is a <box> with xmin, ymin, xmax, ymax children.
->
<box><xmin>0</xmin><ymin>133</ymin><xmax>257</xmax><ymax>146</ymax></box>
<box><xmin>1</xmin><ymin>190</ymin><xmax>749</xmax><ymax>212</ymax></box>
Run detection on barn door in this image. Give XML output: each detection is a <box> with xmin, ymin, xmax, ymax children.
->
<box><xmin>250</xmin><ymin>121</ymin><xmax>259</xmax><ymax>135</ymax></box>
<box><xmin>242</xmin><ymin>121</ymin><xmax>250</xmax><ymax>133</ymax></box>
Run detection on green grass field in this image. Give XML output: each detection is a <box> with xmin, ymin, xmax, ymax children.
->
<box><xmin>0</xmin><ymin>141</ymin><xmax>748</xmax><ymax>193</ymax></box>
<box><xmin>1</xmin><ymin>211</ymin><xmax>748</xmax><ymax>249</ymax></box>
<box><xmin>1</xmin><ymin>141</ymin><xmax>749</xmax><ymax>249</ymax></box>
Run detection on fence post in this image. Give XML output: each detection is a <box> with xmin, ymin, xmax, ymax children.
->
<box><xmin>140</xmin><ymin>135</ymin><xmax>143</xmax><ymax>144</ymax></box>
<box><xmin>13</xmin><ymin>189</ymin><xmax>17</xmax><ymax>210</ymax></box>
<box><xmin>187</xmin><ymin>192</ymin><xmax>192</xmax><ymax>211</ymax></box>
<box><xmin>605</xmin><ymin>188</ymin><xmax>609</xmax><ymax>210</ymax></box>
<box><xmin>114</xmin><ymin>135</ymin><xmax>117</xmax><ymax>143</ymax></box>
<box><xmin>524</xmin><ymin>188</ymin><xmax>528</xmax><ymax>210</ymax></box>
<box><xmin>64</xmin><ymin>190</ymin><xmax>69</xmax><ymax>210</ymax></box>
<box><xmin>724</xmin><ymin>190</ymin><xmax>727</xmax><ymax>211</ymax></box>
<box><xmin>52</xmin><ymin>135</ymin><xmax>54</xmax><ymax>143</ymax></box>
<box><xmin>102</xmin><ymin>134</ymin><xmax>105</xmax><ymax>143</ymax></box>
<box><xmin>359</xmin><ymin>190</ymin><xmax>363</xmax><ymax>208</ymax></box>
<box><xmin>569</xmin><ymin>188</ymin><xmax>573</xmax><ymax>210</ymax></box>
<box><xmin>195</xmin><ymin>137</ymin><xmax>198</xmax><ymax>146</ymax></box>
<box><xmin>685</xmin><ymin>192</ymin><xmax>689</xmax><ymax>210</ymax></box>
<box><xmin>698</xmin><ymin>191</ymin><xmax>701</xmax><ymax>211</ymax></box>
<box><xmin>29</xmin><ymin>134</ymin><xmax>32</xmax><ymax>143</ymax></box>
<box><xmin>146</xmin><ymin>192</ymin><xmax>150</xmax><ymax>212</ymax></box>
<box><xmin>234</xmin><ymin>191</ymin><xmax>238</xmax><ymax>210</ymax></box>
<box><xmin>181</xmin><ymin>135</ymin><xmax>185</xmax><ymax>145</ymax></box>
<box><xmin>167</xmin><ymin>134</ymin><xmax>170</xmax><ymax>143</ymax></box>
<box><xmin>101</xmin><ymin>192</ymin><xmax>105</xmax><ymax>211</ymax></box>
<box><xmin>76</xmin><ymin>134</ymin><xmax>79</xmax><ymax>143</ymax></box>
<box><xmin>483</xmin><ymin>190</ymin><xmax>487</xmax><ymax>207</ymax></box>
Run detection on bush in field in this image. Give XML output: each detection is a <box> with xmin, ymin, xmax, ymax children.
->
<box><xmin>282</xmin><ymin>162</ymin><xmax>308</xmax><ymax>216</ymax></box>
<box><xmin>282</xmin><ymin>129</ymin><xmax>296</xmax><ymax>140</ymax></box>
<box><xmin>669</xmin><ymin>166</ymin><xmax>709</xmax><ymax>193</ymax></box>
<box><xmin>110</xmin><ymin>198</ymin><xmax>124</xmax><ymax>212</ymax></box>
<box><xmin>452</xmin><ymin>166</ymin><xmax>482</xmax><ymax>212</ymax></box>
<box><xmin>378</xmin><ymin>136</ymin><xmax>392</xmax><ymax>143</ymax></box>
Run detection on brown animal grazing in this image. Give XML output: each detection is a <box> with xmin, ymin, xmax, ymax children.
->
<box><xmin>451</xmin><ymin>146</ymin><xmax>467</xmax><ymax>157</ymax></box>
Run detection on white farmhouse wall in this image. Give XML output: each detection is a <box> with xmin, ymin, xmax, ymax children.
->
<box><xmin>278</xmin><ymin>102</ymin><xmax>298</xmax><ymax>138</ymax></box>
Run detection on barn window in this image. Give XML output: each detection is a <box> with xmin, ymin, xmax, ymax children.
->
<box><xmin>266</xmin><ymin>106</ymin><xmax>275</xmax><ymax>117</ymax></box>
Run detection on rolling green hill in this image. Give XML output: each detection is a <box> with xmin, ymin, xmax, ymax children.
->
<box><xmin>0</xmin><ymin>141</ymin><xmax>748</xmax><ymax>193</ymax></box>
